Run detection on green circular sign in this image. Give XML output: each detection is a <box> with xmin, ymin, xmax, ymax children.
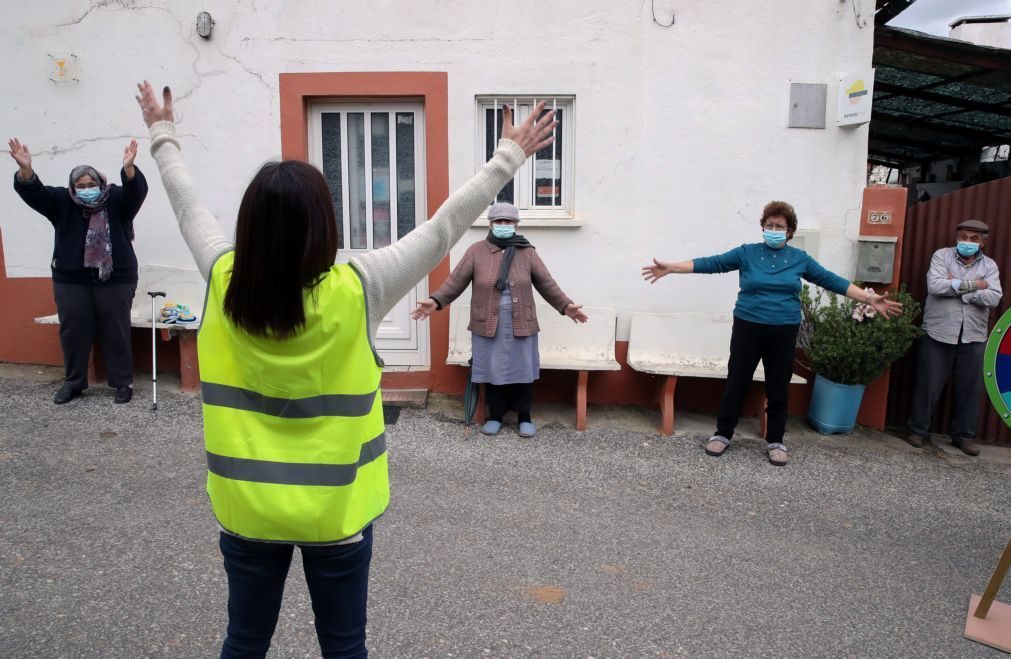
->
<box><xmin>983</xmin><ymin>306</ymin><xmax>1011</xmax><ymax>428</ymax></box>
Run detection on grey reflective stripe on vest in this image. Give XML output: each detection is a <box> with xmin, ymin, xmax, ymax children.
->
<box><xmin>202</xmin><ymin>382</ymin><xmax>378</xmax><ymax>418</ymax></box>
<box><xmin>206</xmin><ymin>432</ymin><xmax>387</xmax><ymax>486</ymax></box>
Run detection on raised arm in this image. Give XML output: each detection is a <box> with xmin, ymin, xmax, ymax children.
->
<box><xmin>9</xmin><ymin>138</ymin><xmax>65</xmax><ymax>222</ymax></box>
<box><xmin>118</xmin><ymin>140</ymin><xmax>148</xmax><ymax>221</ymax></box>
<box><xmin>135</xmin><ymin>81</ymin><xmax>232</xmax><ymax>280</ymax></box>
<box><xmin>353</xmin><ymin>102</ymin><xmax>556</xmax><ymax>333</ymax></box>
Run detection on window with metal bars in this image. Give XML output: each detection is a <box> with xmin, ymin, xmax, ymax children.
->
<box><xmin>476</xmin><ymin>96</ymin><xmax>574</xmax><ymax>219</ymax></box>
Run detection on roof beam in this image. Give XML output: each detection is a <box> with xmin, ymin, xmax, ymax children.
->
<box><xmin>875</xmin><ymin>82</ymin><xmax>1011</xmax><ymax>118</ymax></box>
<box><xmin>872</xmin><ymin>110</ymin><xmax>1011</xmax><ymax>144</ymax></box>
<box><xmin>875</xmin><ymin>0</ymin><xmax>917</xmax><ymax>26</ymax></box>
<box><xmin>875</xmin><ymin>26</ymin><xmax>1011</xmax><ymax>74</ymax></box>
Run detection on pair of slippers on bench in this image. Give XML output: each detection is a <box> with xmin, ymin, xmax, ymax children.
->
<box><xmin>705</xmin><ymin>435</ymin><xmax>788</xmax><ymax>466</ymax></box>
<box><xmin>160</xmin><ymin>302</ymin><xmax>197</xmax><ymax>324</ymax></box>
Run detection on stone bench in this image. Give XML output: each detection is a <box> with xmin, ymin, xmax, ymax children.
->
<box><xmin>35</xmin><ymin>264</ymin><xmax>205</xmax><ymax>390</ymax></box>
<box><xmin>627</xmin><ymin>311</ymin><xmax>806</xmax><ymax>436</ymax></box>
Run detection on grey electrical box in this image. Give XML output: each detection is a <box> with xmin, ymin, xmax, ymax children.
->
<box><xmin>855</xmin><ymin>236</ymin><xmax>898</xmax><ymax>283</ymax></box>
<box><xmin>788</xmin><ymin>83</ymin><xmax>827</xmax><ymax>129</ymax></box>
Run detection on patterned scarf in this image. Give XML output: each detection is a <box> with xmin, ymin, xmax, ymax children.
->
<box><xmin>486</xmin><ymin>232</ymin><xmax>533</xmax><ymax>292</ymax></box>
<box><xmin>68</xmin><ymin>166</ymin><xmax>114</xmax><ymax>281</ymax></box>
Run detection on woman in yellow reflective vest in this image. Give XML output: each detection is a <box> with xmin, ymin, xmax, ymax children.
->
<box><xmin>135</xmin><ymin>81</ymin><xmax>556</xmax><ymax>658</ymax></box>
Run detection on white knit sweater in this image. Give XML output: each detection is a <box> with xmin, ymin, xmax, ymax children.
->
<box><xmin>147</xmin><ymin>120</ymin><xmax>526</xmax><ymax>338</ymax></box>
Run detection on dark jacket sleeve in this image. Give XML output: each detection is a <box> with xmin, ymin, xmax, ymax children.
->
<box><xmin>12</xmin><ymin>172</ymin><xmax>66</xmax><ymax>226</ymax></box>
<box><xmin>118</xmin><ymin>166</ymin><xmax>148</xmax><ymax>222</ymax></box>
<box><xmin>430</xmin><ymin>244</ymin><xmax>476</xmax><ymax>309</ymax></box>
<box><xmin>530</xmin><ymin>249</ymin><xmax>573</xmax><ymax>314</ymax></box>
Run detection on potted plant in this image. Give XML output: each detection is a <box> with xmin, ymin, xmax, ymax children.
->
<box><xmin>798</xmin><ymin>284</ymin><xmax>921</xmax><ymax>434</ymax></box>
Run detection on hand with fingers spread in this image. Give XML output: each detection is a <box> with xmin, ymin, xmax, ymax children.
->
<box><xmin>8</xmin><ymin>138</ymin><xmax>33</xmax><ymax>181</ymax></box>
<box><xmin>135</xmin><ymin>80</ymin><xmax>175</xmax><ymax>127</ymax></box>
<box><xmin>499</xmin><ymin>102</ymin><xmax>556</xmax><ymax>157</ymax></box>
<box><xmin>123</xmin><ymin>139</ymin><xmax>138</xmax><ymax>179</ymax></box>
<box><xmin>564</xmin><ymin>303</ymin><xmax>588</xmax><ymax>323</ymax></box>
<box><xmin>411</xmin><ymin>298</ymin><xmax>439</xmax><ymax>321</ymax></box>
<box><xmin>642</xmin><ymin>258</ymin><xmax>672</xmax><ymax>284</ymax></box>
<box><xmin>868</xmin><ymin>293</ymin><xmax>904</xmax><ymax>320</ymax></box>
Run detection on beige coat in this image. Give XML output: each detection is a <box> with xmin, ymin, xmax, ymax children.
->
<box><xmin>431</xmin><ymin>239</ymin><xmax>572</xmax><ymax>337</ymax></box>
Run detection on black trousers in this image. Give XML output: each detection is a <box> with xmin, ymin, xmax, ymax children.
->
<box><xmin>906</xmin><ymin>334</ymin><xmax>985</xmax><ymax>441</ymax></box>
<box><xmin>53</xmin><ymin>281</ymin><xmax>136</xmax><ymax>390</ymax></box>
<box><xmin>716</xmin><ymin>317</ymin><xmax>799</xmax><ymax>444</ymax></box>
<box><xmin>486</xmin><ymin>383</ymin><xmax>534</xmax><ymax>423</ymax></box>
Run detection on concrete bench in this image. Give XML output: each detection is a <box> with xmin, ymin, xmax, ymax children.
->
<box><xmin>447</xmin><ymin>303</ymin><xmax>620</xmax><ymax>430</ymax></box>
<box><xmin>626</xmin><ymin>311</ymin><xmax>806</xmax><ymax>436</ymax></box>
<box><xmin>34</xmin><ymin>264</ymin><xmax>205</xmax><ymax>390</ymax></box>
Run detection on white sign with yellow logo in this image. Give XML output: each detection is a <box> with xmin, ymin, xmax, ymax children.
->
<box><xmin>837</xmin><ymin>70</ymin><xmax>874</xmax><ymax>126</ymax></box>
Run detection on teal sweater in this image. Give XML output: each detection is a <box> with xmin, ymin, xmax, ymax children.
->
<box><xmin>692</xmin><ymin>243</ymin><xmax>850</xmax><ymax>326</ymax></box>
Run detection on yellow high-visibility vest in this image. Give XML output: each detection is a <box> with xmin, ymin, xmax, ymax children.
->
<box><xmin>197</xmin><ymin>251</ymin><xmax>388</xmax><ymax>543</ymax></box>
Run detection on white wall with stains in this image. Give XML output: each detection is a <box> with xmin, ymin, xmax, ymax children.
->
<box><xmin>2</xmin><ymin>0</ymin><xmax>875</xmax><ymax>340</ymax></box>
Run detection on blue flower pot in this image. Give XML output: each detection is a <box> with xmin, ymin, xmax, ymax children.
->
<box><xmin>807</xmin><ymin>374</ymin><xmax>866</xmax><ymax>434</ymax></box>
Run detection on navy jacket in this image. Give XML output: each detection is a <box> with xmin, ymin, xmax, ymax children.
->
<box><xmin>13</xmin><ymin>167</ymin><xmax>147</xmax><ymax>285</ymax></box>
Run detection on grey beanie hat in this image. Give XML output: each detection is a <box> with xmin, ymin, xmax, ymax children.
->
<box><xmin>488</xmin><ymin>201</ymin><xmax>520</xmax><ymax>223</ymax></box>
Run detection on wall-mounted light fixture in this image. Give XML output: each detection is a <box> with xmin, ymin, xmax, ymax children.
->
<box><xmin>196</xmin><ymin>11</ymin><xmax>215</xmax><ymax>39</ymax></box>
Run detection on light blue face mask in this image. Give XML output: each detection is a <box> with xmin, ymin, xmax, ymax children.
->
<box><xmin>491</xmin><ymin>224</ymin><xmax>516</xmax><ymax>239</ymax></box>
<box><xmin>956</xmin><ymin>241</ymin><xmax>980</xmax><ymax>257</ymax></box>
<box><xmin>76</xmin><ymin>187</ymin><xmax>101</xmax><ymax>203</ymax></box>
<box><xmin>763</xmin><ymin>229</ymin><xmax>787</xmax><ymax>248</ymax></box>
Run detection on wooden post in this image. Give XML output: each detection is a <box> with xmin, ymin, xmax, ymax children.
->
<box><xmin>659</xmin><ymin>375</ymin><xmax>676</xmax><ymax>436</ymax></box>
<box><xmin>178</xmin><ymin>332</ymin><xmax>200</xmax><ymax>392</ymax></box>
<box><xmin>975</xmin><ymin>539</ymin><xmax>1011</xmax><ymax>619</ymax></box>
<box><xmin>964</xmin><ymin>538</ymin><xmax>1011</xmax><ymax>652</ymax></box>
<box><xmin>575</xmin><ymin>370</ymin><xmax>588</xmax><ymax>431</ymax></box>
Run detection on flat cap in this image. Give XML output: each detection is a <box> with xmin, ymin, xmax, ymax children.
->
<box><xmin>956</xmin><ymin>219</ymin><xmax>990</xmax><ymax>234</ymax></box>
<box><xmin>488</xmin><ymin>202</ymin><xmax>520</xmax><ymax>223</ymax></box>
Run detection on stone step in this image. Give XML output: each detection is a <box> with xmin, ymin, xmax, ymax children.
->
<box><xmin>381</xmin><ymin>388</ymin><xmax>428</xmax><ymax>409</ymax></box>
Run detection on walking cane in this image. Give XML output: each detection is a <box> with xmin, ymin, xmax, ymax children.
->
<box><xmin>148</xmin><ymin>291</ymin><xmax>166</xmax><ymax>410</ymax></box>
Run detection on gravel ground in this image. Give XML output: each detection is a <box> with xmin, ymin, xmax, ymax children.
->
<box><xmin>1</xmin><ymin>369</ymin><xmax>1010</xmax><ymax>658</ymax></box>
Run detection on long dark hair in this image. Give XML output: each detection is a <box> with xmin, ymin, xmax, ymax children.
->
<box><xmin>223</xmin><ymin>161</ymin><xmax>339</xmax><ymax>339</ymax></box>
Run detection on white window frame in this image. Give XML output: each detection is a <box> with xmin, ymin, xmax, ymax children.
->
<box><xmin>474</xmin><ymin>95</ymin><xmax>576</xmax><ymax>224</ymax></box>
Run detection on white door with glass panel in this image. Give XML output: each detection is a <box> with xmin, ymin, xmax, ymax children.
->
<box><xmin>308</xmin><ymin>102</ymin><xmax>428</xmax><ymax>366</ymax></box>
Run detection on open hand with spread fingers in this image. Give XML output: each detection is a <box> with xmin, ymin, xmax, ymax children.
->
<box><xmin>411</xmin><ymin>298</ymin><xmax>439</xmax><ymax>321</ymax></box>
<box><xmin>500</xmin><ymin>102</ymin><xmax>557</xmax><ymax>157</ymax></box>
<box><xmin>565</xmin><ymin>303</ymin><xmax>589</xmax><ymax>323</ymax></box>
<box><xmin>135</xmin><ymin>80</ymin><xmax>175</xmax><ymax>127</ymax></box>
<box><xmin>642</xmin><ymin>258</ymin><xmax>672</xmax><ymax>284</ymax></box>
<box><xmin>123</xmin><ymin>139</ymin><xmax>138</xmax><ymax>171</ymax></box>
<box><xmin>869</xmin><ymin>293</ymin><xmax>903</xmax><ymax>320</ymax></box>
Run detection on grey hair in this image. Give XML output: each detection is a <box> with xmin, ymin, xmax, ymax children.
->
<box><xmin>70</xmin><ymin>165</ymin><xmax>103</xmax><ymax>186</ymax></box>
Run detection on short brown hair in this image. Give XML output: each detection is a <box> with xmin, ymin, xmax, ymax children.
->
<box><xmin>760</xmin><ymin>200</ymin><xmax>798</xmax><ymax>237</ymax></box>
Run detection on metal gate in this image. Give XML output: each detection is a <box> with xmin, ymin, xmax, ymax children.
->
<box><xmin>887</xmin><ymin>177</ymin><xmax>1011</xmax><ymax>446</ymax></box>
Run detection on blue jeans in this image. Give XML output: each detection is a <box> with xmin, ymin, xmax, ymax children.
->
<box><xmin>218</xmin><ymin>525</ymin><xmax>373</xmax><ymax>658</ymax></box>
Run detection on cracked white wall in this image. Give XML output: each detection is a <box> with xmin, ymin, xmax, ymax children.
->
<box><xmin>2</xmin><ymin>0</ymin><xmax>873</xmax><ymax>341</ymax></box>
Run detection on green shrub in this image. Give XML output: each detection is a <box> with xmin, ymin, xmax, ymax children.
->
<box><xmin>798</xmin><ymin>284</ymin><xmax>922</xmax><ymax>386</ymax></box>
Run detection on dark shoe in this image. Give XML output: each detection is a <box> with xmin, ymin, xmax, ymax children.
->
<box><xmin>903</xmin><ymin>433</ymin><xmax>927</xmax><ymax>449</ymax></box>
<box><xmin>952</xmin><ymin>438</ymin><xmax>980</xmax><ymax>456</ymax></box>
<box><xmin>114</xmin><ymin>386</ymin><xmax>133</xmax><ymax>404</ymax></box>
<box><xmin>53</xmin><ymin>384</ymin><xmax>82</xmax><ymax>405</ymax></box>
